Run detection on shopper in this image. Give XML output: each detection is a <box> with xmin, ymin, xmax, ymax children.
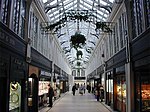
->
<box><xmin>48</xmin><ymin>84</ymin><xmax>54</xmax><ymax>107</ymax></box>
<box><xmin>83</xmin><ymin>83</ymin><xmax>86</xmax><ymax>94</ymax></box>
<box><xmin>72</xmin><ymin>84</ymin><xmax>77</xmax><ymax>96</ymax></box>
<box><xmin>96</xmin><ymin>84</ymin><xmax>101</xmax><ymax>101</ymax></box>
<box><xmin>100</xmin><ymin>85</ymin><xmax>104</xmax><ymax>102</ymax></box>
<box><xmin>79</xmin><ymin>84</ymin><xmax>84</xmax><ymax>95</ymax></box>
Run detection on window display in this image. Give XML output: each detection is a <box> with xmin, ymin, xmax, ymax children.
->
<box><xmin>135</xmin><ymin>72</ymin><xmax>150</xmax><ymax>112</ymax></box>
<box><xmin>9</xmin><ymin>81</ymin><xmax>21</xmax><ymax>112</ymax></box>
<box><xmin>141</xmin><ymin>84</ymin><xmax>150</xmax><ymax>111</ymax></box>
<box><xmin>38</xmin><ymin>80</ymin><xmax>50</xmax><ymax>107</ymax></box>
<box><xmin>38</xmin><ymin>81</ymin><xmax>49</xmax><ymax>96</ymax></box>
<box><xmin>116</xmin><ymin>75</ymin><xmax>126</xmax><ymax>112</ymax></box>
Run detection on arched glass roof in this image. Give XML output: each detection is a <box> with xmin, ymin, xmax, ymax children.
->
<box><xmin>42</xmin><ymin>0</ymin><xmax>115</xmax><ymax>68</ymax></box>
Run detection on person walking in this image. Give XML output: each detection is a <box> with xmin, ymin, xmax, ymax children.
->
<box><xmin>79</xmin><ymin>84</ymin><xmax>84</xmax><ymax>95</ymax></box>
<box><xmin>72</xmin><ymin>84</ymin><xmax>77</xmax><ymax>96</ymax></box>
<box><xmin>48</xmin><ymin>84</ymin><xmax>54</xmax><ymax>107</ymax></box>
<box><xmin>83</xmin><ymin>83</ymin><xmax>86</xmax><ymax>94</ymax></box>
<box><xmin>96</xmin><ymin>84</ymin><xmax>101</xmax><ymax>101</ymax></box>
<box><xmin>100</xmin><ymin>85</ymin><xmax>104</xmax><ymax>102</ymax></box>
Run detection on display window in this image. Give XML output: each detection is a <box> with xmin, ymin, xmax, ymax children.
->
<box><xmin>9</xmin><ymin>81</ymin><xmax>21</xmax><ymax>112</ymax></box>
<box><xmin>38</xmin><ymin>78</ymin><xmax>50</xmax><ymax>107</ymax></box>
<box><xmin>38</xmin><ymin>81</ymin><xmax>49</xmax><ymax>96</ymax></box>
<box><xmin>135</xmin><ymin>72</ymin><xmax>150</xmax><ymax>112</ymax></box>
<box><xmin>116</xmin><ymin>75</ymin><xmax>126</xmax><ymax>112</ymax></box>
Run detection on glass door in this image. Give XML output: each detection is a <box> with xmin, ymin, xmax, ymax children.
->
<box><xmin>28</xmin><ymin>77</ymin><xmax>38</xmax><ymax>112</ymax></box>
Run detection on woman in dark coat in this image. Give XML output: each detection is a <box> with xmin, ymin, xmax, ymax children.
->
<box><xmin>48</xmin><ymin>84</ymin><xmax>54</xmax><ymax>107</ymax></box>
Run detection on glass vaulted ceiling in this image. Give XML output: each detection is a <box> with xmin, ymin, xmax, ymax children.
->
<box><xmin>42</xmin><ymin>0</ymin><xmax>114</xmax><ymax>68</ymax></box>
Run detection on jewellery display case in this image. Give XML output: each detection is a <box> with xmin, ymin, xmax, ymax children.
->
<box><xmin>9</xmin><ymin>82</ymin><xmax>21</xmax><ymax>112</ymax></box>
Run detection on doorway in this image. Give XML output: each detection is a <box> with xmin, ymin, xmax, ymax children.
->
<box><xmin>28</xmin><ymin>74</ymin><xmax>38</xmax><ymax>112</ymax></box>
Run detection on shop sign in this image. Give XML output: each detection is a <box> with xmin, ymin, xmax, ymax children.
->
<box><xmin>41</xmin><ymin>70</ymin><xmax>51</xmax><ymax>77</ymax></box>
<box><xmin>29</xmin><ymin>65</ymin><xmax>39</xmax><ymax>77</ymax></box>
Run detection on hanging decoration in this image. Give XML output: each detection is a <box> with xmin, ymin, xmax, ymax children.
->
<box><xmin>70</xmin><ymin>32</ymin><xmax>86</xmax><ymax>50</ymax></box>
<box><xmin>96</xmin><ymin>22</ymin><xmax>112</xmax><ymax>33</ymax></box>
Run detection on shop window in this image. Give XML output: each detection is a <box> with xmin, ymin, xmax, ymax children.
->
<box><xmin>116</xmin><ymin>75</ymin><xmax>126</xmax><ymax>112</ymax></box>
<box><xmin>135</xmin><ymin>72</ymin><xmax>150</xmax><ymax>112</ymax></box>
<box><xmin>9</xmin><ymin>81</ymin><xmax>21</xmax><ymax>112</ymax></box>
<box><xmin>38</xmin><ymin>79</ymin><xmax>50</xmax><ymax>107</ymax></box>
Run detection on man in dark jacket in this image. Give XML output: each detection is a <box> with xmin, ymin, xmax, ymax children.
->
<box><xmin>48</xmin><ymin>84</ymin><xmax>54</xmax><ymax>107</ymax></box>
<box><xmin>72</xmin><ymin>84</ymin><xmax>77</xmax><ymax>96</ymax></box>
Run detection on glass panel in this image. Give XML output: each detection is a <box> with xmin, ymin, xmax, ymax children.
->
<box><xmin>9</xmin><ymin>81</ymin><xmax>21</xmax><ymax>112</ymax></box>
<box><xmin>19</xmin><ymin>0</ymin><xmax>26</xmax><ymax>39</ymax></box>
<box><xmin>145</xmin><ymin>0</ymin><xmax>150</xmax><ymax>28</ymax></box>
<box><xmin>119</xmin><ymin>16</ymin><xmax>123</xmax><ymax>48</ymax></box>
<box><xmin>12</xmin><ymin>0</ymin><xmax>21</xmax><ymax>34</ymax></box>
<box><xmin>1</xmin><ymin>0</ymin><xmax>9</xmax><ymax>24</ymax></box>
<box><xmin>100</xmin><ymin>0</ymin><xmax>107</xmax><ymax>5</ymax></box>
<box><xmin>50</xmin><ymin>0</ymin><xmax>57</xmax><ymax>5</ymax></box>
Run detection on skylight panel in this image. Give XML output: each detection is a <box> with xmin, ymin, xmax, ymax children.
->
<box><xmin>86</xmin><ymin>0</ymin><xmax>93</xmax><ymax>4</ymax></box>
<box><xmin>103</xmin><ymin>14</ymin><xmax>108</xmax><ymax>17</ymax></box>
<box><xmin>64</xmin><ymin>0</ymin><xmax>71</xmax><ymax>5</ymax></box>
<box><xmin>100</xmin><ymin>0</ymin><xmax>107</xmax><ymax>5</ymax></box>
<box><xmin>53</xmin><ymin>10</ymin><xmax>59</xmax><ymax>15</ymax></box>
<box><xmin>84</xmin><ymin>2</ymin><xmax>92</xmax><ymax>9</ymax></box>
<box><xmin>65</xmin><ymin>1</ymin><xmax>74</xmax><ymax>9</ymax></box>
<box><xmin>43</xmin><ymin>0</ymin><xmax>47</xmax><ymax>3</ymax></box>
<box><xmin>109</xmin><ymin>0</ymin><xmax>115</xmax><ymax>3</ymax></box>
<box><xmin>81</xmin><ymin>5</ymin><xmax>89</xmax><ymax>10</ymax></box>
<box><xmin>97</xmin><ymin>10</ymin><xmax>104</xmax><ymax>16</ymax></box>
<box><xmin>50</xmin><ymin>0</ymin><xmax>57</xmax><ymax>5</ymax></box>
<box><xmin>102</xmin><ymin>18</ymin><xmax>106</xmax><ymax>21</ymax></box>
<box><xmin>54</xmin><ymin>14</ymin><xmax>59</xmax><ymax>19</ymax></box>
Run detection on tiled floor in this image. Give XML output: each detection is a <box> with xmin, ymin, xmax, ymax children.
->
<box><xmin>39</xmin><ymin>91</ymin><xmax>111</xmax><ymax>112</ymax></box>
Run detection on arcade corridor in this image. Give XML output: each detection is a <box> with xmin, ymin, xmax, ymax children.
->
<box><xmin>0</xmin><ymin>0</ymin><xmax>150</xmax><ymax>112</ymax></box>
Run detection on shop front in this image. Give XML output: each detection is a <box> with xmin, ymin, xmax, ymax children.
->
<box><xmin>38</xmin><ymin>70</ymin><xmax>51</xmax><ymax>108</ymax></box>
<box><xmin>0</xmin><ymin>22</ymin><xmax>28</xmax><ymax>112</ymax></box>
<box><xmin>9</xmin><ymin>56</ymin><xmax>28</xmax><ymax>112</ymax></box>
<box><xmin>0</xmin><ymin>50</ymin><xmax>28</xmax><ymax>112</ymax></box>
<box><xmin>28</xmin><ymin>48</ymin><xmax>52</xmax><ymax>112</ymax></box>
<box><xmin>114</xmin><ymin>66</ymin><xmax>126</xmax><ymax>112</ymax></box>
<box><xmin>131</xmin><ymin>27</ymin><xmax>150</xmax><ymax>112</ymax></box>
<box><xmin>134</xmin><ymin>65</ymin><xmax>150</xmax><ymax>112</ymax></box>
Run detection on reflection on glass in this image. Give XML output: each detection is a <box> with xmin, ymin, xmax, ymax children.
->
<box><xmin>9</xmin><ymin>81</ymin><xmax>21</xmax><ymax>112</ymax></box>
